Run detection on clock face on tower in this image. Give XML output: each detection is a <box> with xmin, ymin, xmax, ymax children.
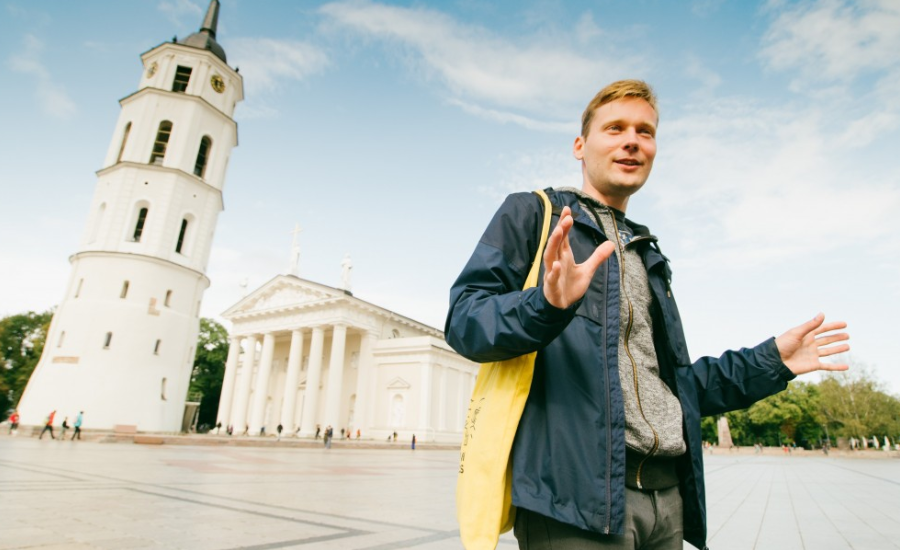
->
<box><xmin>210</xmin><ymin>74</ymin><xmax>226</xmax><ymax>93</ymax></box>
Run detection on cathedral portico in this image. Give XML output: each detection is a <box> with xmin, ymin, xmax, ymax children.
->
<box><xmin>218</xmin><ymin>275</ymin><xmax>477</xmax><ymax>443</ymax></box>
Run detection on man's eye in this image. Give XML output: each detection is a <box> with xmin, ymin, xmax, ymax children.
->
<box><xmin>607</xmin><ymin>125</ymin><xmax>621</xmax><ymax>132</ymax></box>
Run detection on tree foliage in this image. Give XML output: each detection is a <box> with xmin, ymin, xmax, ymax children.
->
<box><xmin>189</xmin><ymin>317</ymin><xmax>230</xmax><ymax>430</ymax></box>
<box><xmin>0</xmin><ymin>310</ymin><xmax>53</xmax><ymax>417</ymax></box>
<box><xmin>706</xmin><ymin>365</ymin><xmax>900</xmax><ymax>449</ymax></box>
<box><xmin>818</xmin><ymin>368</ymin><xmax>900</xmax><ymax>441</ymax></box>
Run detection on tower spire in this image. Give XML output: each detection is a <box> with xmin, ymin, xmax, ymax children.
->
<box><xmin>178</xmin><ymin>0</ymin><xmax>227</xmax><ymax>62</ymax></box>
<box><xmin>200</xmin><ymin>0</ymin><xmax>220</xmax><ymax>38</ymax></box>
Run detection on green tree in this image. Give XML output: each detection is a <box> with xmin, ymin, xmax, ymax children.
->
<box><xmin>0</xmin><ymin>310</ymin><xmax>53</xmax><ymax>417</ymax></box>
<box><xmin>189</xmin><ymin>318</ymin><xmax>229</xmax><ymax>430</ymax></box>
<box><xmin>746</xmin><ymin>382</ymin><xmax>823</xmax><ymax>447</ymax></box>
<box><xmin>819</xmin><ymin>367</ymin><xmax>900</xmax><ymax>443</ymax></box>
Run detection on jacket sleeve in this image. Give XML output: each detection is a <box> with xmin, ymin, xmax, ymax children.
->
<box><xmin>444</xmin><ymin>192</ymin><xmax>578</xmax><ymax>363</ymax></box>
<box><xmin>687</xmin><ymin>337</ymin><xmax>797</xmax><ymax>417</ymax></box>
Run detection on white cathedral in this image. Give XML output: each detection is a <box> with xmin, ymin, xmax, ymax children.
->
<box><xmin>217</xmin><ymin>274</ymin><xmax>476</xmax><ymax>443</ymax></box>
<box><xmin>16</xmin><ymin>1</ymin><xmax>477</xmax><ymax>441</ymax></box>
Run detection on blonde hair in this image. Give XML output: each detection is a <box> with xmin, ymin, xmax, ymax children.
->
<box><xmin>581</xmin><ymin>80</ymin><xmax>658</xmax><ymax>137</ymax></box>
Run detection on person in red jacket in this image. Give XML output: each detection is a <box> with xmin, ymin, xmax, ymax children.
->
<box><xmin>7</xmin><ymin>410</ymin><xmax>19</xmax><ymax>434</ymax></box>
<box><xmin>39</xmin><ymin>410</ymin><xmax>56</xmax><ymax>439</ymax></box>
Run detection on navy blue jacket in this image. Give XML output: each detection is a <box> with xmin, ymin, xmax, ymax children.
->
<box><xmin>445</xmin><ymin>189</ymin><xmax>796</xmax><ymax>550</ymax></box>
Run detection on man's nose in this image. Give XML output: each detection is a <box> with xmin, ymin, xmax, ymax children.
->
<box><xmin>622</xmin><ymin>129</ymin><xmax>639</xmax><ymax>151</ymax></box>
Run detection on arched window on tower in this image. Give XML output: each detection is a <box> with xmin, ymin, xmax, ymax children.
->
<box><xmin>133</xmin><ymin>207</ymin><xmax>149</xmax><ymax>242</ymax></box>
<box><xmin>120</xmin><ymin>280</ymin><xmax>130</xmax><ymax>299</ymax></box>
<box><xmin>149</xmin><ymin>121</ymin><xmax>173</xmax><ymax>165</ymax></box>
<box><xmin>161</xmin><ymin>378</ymin><xmax>168</xmax><ymax>401</ymax></box>
<box><xmin>58</xmin><ymin>331</ymin><xmax>65</xmax><ymax>348</ymax></box>
<box><xmin>194</xmin><ymin>136</ymin><xmax>212</xmax><ymax>178</ymax></box>
<box><xmin>164</xmin><ymin>290</ymin><xmax>173</xmax><ymax>307</ymax></box>
<box><xmin>175</xmin><ymin>218</ymin><xmax>189</xmax><ymax>254</ymax></box>
<box><xmin>117</xmin><ymin>122</ymin><xmax>132</xmax><ymax>163</ymax></box>
<box><xmin>103</xmin><ymin>332</ymin><xmax>113</xmax><ymax>349</ymax></box>
<box><xmin>154</xmin><ymin>339</ymin><xmax>162</xmax><ymax>355</ymax></box>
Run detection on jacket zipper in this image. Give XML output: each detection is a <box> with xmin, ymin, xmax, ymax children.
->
<box><xmin>585</xmin><ymin>209</ymin><xmax>614</xmax><ymax>535</ymax></box>
<box><xmin>607</xmin><ymin>210</ymin><xmax>660</xmax><ymax>490</ymax></box>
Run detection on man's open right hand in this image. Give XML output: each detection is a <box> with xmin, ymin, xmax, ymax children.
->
<box><xmin>542</xmin><ymin>206</ymin><xmax>615</xmax><ymax>309</ymax></box>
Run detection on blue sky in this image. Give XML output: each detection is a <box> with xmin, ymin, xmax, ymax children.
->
<box><xmin>1</xmin><ymin>0</ymin><xmax>898</xmax><ymax>395</ymax></box>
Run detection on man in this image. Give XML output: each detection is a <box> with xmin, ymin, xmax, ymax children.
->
<box><xmin>39</xmin><ymin>410</ymin><xmax>56</xmax><ymax>440</ymax></box>
<box><xmin>445</xmin><ymin>80</ymin><xmax>849</xmax><ymax>550</ymax></box>
<box><xmin>72</xmin><ymin>411</ymin><xmax>83</xmax><ymax>440</ymax></box>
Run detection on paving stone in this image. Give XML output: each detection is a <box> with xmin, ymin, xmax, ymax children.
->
<box><xmin>0</xmin><ymin>437</ymin><xmax>898</xmax><ymax>549</ymax></box>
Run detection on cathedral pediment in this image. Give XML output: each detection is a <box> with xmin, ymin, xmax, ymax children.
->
<box><xmin>223</xmin><ymin>275</ymin><xmax>343</xmax><ymax>317</ymax></box>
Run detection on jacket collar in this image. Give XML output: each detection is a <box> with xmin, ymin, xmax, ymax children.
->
<box><xmin>549</xmin><ymin>187</ymin><xmax>670</xmax><ymax>273</ymax></box>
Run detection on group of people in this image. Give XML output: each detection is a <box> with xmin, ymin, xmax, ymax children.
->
<box><xmin>30</xmin><ymin>410</ymin><xmax>84</xmax><ymax>440</ymax></box>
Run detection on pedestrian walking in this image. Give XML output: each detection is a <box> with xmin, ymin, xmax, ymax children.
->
<box><xmin>7</xmin><ymin>410</ymin><xmax>19</xmax><ymax>435</ymax></box>
<box><xmin>39</xmin><ymin>410</ymin><xmax>56</xmax><ymax>440</ymax></box>
<box><xmin>71</xmin><ymin>411</ymin><xmax>83</xmax><ymax>440</ymax></box>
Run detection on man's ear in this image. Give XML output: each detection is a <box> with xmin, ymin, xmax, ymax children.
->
<box><xmin>573</xmin><ymin>135</ymin><xmax>585</xmax><ymax>160</ymax></box>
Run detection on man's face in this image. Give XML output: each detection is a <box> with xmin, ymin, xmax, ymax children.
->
<box><xmin>573</xmin><ymin>97</ymin><xmax>658</xmax><ymax>211</ymax></box>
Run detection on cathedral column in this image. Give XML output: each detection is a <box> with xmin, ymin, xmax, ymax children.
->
<box><xmin>249</xmin><ymin>332</ymin><xmax>276</xmax><ymax>435</ymax></box>
<box><xmin>215</xmin><ymin>336</ymin><xmax>242</xmax><ymax>430</ymax></box>
<box><xmin>230</xmin><ymin>334</ymin><xmax>258</xmax><ymax>432</ymax></box>
<box><xmin>299</xmin><ymin>326</ymin><xmax>325</xmax><ymax>436</ymax></box>
<box><xmin>437</xmin><ymin>364</ymin><xmax>448</xmax><ymax>431</ymax></box>
<box><xmin>455</xmin><ymin>367</ymin><xmax>466</xmax><ymax>431</ymax></box>
<box><xmin>418</xmin><ymin>360</ymin><xmax>433</xmax><ymax>433</ymax></box>
<box><xmin>323</xmin><ymin>324</ymin><xmax>348</xmax><ymax>429</ymax></box>
<box><xmin>352</xmin><ymin>331</ymin><xmax>377</xmax><ymax>435</ymax></box>
<box><xmin>280</xmin><ymin>329</ymin><xmax>304</xmax><ymax>434</ymax></box>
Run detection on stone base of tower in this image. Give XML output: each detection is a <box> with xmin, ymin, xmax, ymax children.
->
<box><xmin>16</xmin><ymin>252</ymin><xmax>207</xmax><ymax>433</ymax></box>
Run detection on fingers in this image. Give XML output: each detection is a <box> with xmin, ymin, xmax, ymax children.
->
<box><xmin>813</xmin><ymin>321</ymin><xmax>848</xmax><ymax>336</ymax></box>
<box><xmin>815</xmin><ymin>332</ymin><xmax>849</xmax><ymax>347</ymax></box>
<box><xmin>817</xmin><ymin>362</ymin><xmax>850</xmax><ymax>372</ymax></box>
<box><xmin>818</xmin><ymin>343</ymin><xmax>850</xmax><ymax>357</ymax></box>
<box><xmin>543</xmin><ymin>208</ymin><xmax>573</xmax><ymax>267</ymax></box>
<box><xmin>583</xmin><ymin>241</ymin><xmax>616</xmax><ymax>274</ymax></box>
<box><xmin>792</xmin><ymin>313</ymin><xmax>825</xmax><ymax>337</ymax></box>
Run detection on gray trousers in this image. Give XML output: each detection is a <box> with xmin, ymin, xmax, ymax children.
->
<box><xmin>514</xmin><ymin>486</ymin><xmax>684</xmax><ymax>550</ymax></box>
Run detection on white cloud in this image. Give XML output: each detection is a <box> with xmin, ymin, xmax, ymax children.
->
<box><xmin>228</xmin><ymin>37</ymin><xmax>330</xmax><ymax>100</ymax></box>
<box><xmin>158</xmin><ymin>0</ymin><xmax>202</xmax><ymax>29</ymax></box>
<box><xmin>760</xmin><ymin>0</ymin><xmax>900</xmax><ymax>84</ymax></box>
<box><xmin>7</xmin><ymin>34</ymin><xmax>77</xmax><ymax>119</ymax></box>
<box><xmin>484</xmin><ymin>150</ymin><xmax>581</xmax><ymax>202</ymax></box>
<box><xmin>683</xmin><ymin>55</ymin><xmax>722</xmax><ymax>93</ymax></box>
<box><xmin>447</xmin><ymin>98</ymin><xmax>574</xmax><ymax>134</ymax></box>
<box><xmin>651</xmin><ymin>97</ymin><xmax>900</xmax><ymax>268</ymax></box>
<box><xmin>319</xmin><ymin>0</ymin><xmax>643</xmax><ymax>127</ymax></box>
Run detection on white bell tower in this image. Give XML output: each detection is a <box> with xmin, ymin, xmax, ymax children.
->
<box><xmin>17</xmin><ymin>0</ymin><xmax>243</xmax><ymax>433</ymax></box>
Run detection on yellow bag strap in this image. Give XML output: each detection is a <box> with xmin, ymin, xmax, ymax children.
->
<box><xmin>523</xmin><ymin>189</ymin><xmax>553</xmax><ymax>290</ymax></box>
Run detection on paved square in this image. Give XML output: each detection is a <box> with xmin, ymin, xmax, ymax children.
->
<box><xmin>0</xmin><ymin>437</ymin><xmax>898</xmax><ymax>549</ymax></box>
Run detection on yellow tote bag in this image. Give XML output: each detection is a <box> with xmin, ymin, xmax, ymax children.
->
<box><xmin>457</xmin><ymin>189</ymin><xmax>553</xmax><ymax>550</ymax></box>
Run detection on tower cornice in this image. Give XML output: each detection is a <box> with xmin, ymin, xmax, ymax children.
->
<box><xmin>95</xmin><ymin>161</ymin><xmax>226</xmax><ymax>209</ymax></box>
<box><xmin>118</xmin><ymin>87</ymin><xmax>239</xmax><ymax>139</ymax></box>
<box><xmin>69</xmin><ymin>250</ymin><xmax>211</xmax><ymax>288</ymax></box>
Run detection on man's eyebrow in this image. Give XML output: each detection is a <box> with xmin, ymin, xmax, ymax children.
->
<box><xmin>602</xmin><ymin>118</ymin><xmax>657</xmax><ymax>133</ymax></box>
